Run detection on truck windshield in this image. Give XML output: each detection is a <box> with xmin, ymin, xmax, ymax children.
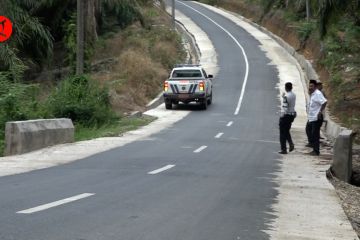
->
<box><xmin>172</xmin><ymin>70</ymin><xmax>202</xmax><ymax>78</ymax></box>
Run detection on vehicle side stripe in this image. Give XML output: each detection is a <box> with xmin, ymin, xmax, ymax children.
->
<box><xmin>188</xmin><ymin>84</ymin><xmax>193</xmax><ymax>93</ymax></box>
<box><xmin>174</xmin><ymin>85</ymin><xmax>180</xmax><ymax>93</ymax></box>
<box><xmin>170</xmin><ymin>84</ymin><xmax>176</xmax><ymax>93</ymax></box>
<box><xmin>193</xmin><ymin>84</ymin><xmax>198</xmax><ymax>93</ymax></box>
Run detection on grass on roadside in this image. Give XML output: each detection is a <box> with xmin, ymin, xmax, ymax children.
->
<box><xmin>74</xmin><ymin>115</ymin><xmax>156</xmax><ymax>141</ymax></box>
<box><xmin>0</xmin><ymin>116</ymin><xmax>156</xmax><ymax>157</ymax></box>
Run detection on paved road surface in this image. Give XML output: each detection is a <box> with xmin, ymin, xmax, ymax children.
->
<box><xmin>0</xmin><ymin>1</ymin><xmax>282</xmax><ymax>239</ymax></box>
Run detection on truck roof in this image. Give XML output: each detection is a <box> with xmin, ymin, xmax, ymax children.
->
<box><xmin>172</xmin><ymin>67</ymin><xmax>202</xmax><ymax>71</ymax></box>
<box><xmin>172</xmin><ymin>64</ymin><xmax>203</xmax><ymax>71</ymax></box>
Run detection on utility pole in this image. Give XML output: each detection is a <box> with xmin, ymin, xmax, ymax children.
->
<box><xmin>306</xmin><ymin>0</ymin><xmax>311</xmax><ymax>21</ymax></box>
<box><xmin>172</xmin><ymin>0</ymin><xmax>175</xmax><ymax>30</ymax></box>
<box><xmin>76</xmin><ymin>0</ymin><xmax>85</xmax><ymax>75</ymax></box>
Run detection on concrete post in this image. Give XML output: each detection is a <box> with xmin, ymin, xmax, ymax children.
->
<box><xmin>331</xmin><ymin>129</ymin><xmax>356</xmax><ymax>183</ymax></box>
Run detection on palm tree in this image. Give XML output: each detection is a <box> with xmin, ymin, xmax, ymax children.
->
<box><xmin>0</xmin><ymin>0</ymin><xmax>54</xmax><ymax>79</ymax></box>
<box><xmin>0</xmin><ymin>0</ymin><xmax>152</xmax><ymax>80</ymax></box>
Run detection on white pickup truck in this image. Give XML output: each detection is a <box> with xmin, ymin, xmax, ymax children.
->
<box><xmin>163</xmin><ymin>64</ymin><xmax>213</xmax><ymax>110</ymax></box>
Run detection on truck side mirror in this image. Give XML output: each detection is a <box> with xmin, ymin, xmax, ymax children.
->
<box><xmin>208</xmin><ymin>74</ymin><xmax>213</xmax><ymax>78</ymax></box>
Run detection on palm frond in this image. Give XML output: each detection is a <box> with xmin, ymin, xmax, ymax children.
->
<box><xmin>1</xmin><ymin>0</ymin><xmax>54</xmax><ymax>75</ymax></box>
<box><xmin>0</xmin><ymin>45</ymin><xmax>28</xmax><ymax>81</ymax></box>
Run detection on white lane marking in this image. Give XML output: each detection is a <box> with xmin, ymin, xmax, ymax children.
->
<box><xmin>226</xmin><ymin>121</ymin><xmax>233</xmax><ymax>127</ymax></box>
<box><xmin>181</xmin><ymin>146</ymin><xmax>193</xmax><ymax>149</ymax></box>
<box><xmin>17</xmin><ymin>193</ymin><xmax>95</xmax><ymax>214</ymax></box>
<box><xmin>215</xmin><ymin>132</ymin><xmax>224</xmax><ymax>138</ymax></box>
<box><xmin>148</xmin><ymin>165</ymin><xmax>175</xmax><ymax>175</ymax></box>
<box><xmin>194</xmin><ymin>145</ymin><xmax>207</xmax><ymax>153</ymax></box>
<box><xmin>178</xmin><ymin>1</ymin><xmax>250</xmax><ymax>116</ymax></box>
<box><xmin>256</xmin><ymin>140</ymin><xmax>278</xmax><ymax>144</ymax></box>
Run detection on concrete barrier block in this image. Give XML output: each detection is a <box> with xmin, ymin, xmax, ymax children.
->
<box><xmin>5</xmin><ymin>119</ymin><xmax>74</xmax><ymax>156</ymax></box>
<box><xmin>332</xmin><ymin>129</ymin><xmax>355</xmax><ymax>183</ymax></box>
<box><xmin>323</xmin><ymin>112</ymin><xmax>345</xmax><ymax>141</ymax></box>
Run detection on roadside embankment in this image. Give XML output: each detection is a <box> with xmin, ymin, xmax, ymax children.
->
<box><xmin>193</xmin><ymin>2</ymin><xmax>359</xmax><ymax>239</ymax></box>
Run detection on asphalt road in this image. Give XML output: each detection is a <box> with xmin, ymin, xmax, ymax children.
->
<box><xmin>0</xmin><ymin>1</ymin><xmax>281</xmax><ymax>239</ymax></box>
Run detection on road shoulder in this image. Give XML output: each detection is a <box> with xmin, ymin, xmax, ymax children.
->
<box><xmin>194</xmin><ymin>2</ymin><xmax>359</xmax><ymax>239</ymax></box>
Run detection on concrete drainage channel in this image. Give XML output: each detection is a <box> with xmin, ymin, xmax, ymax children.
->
<box><xmin>4</xmin><ymin>2</ymin><xmax>356</xmax><ymax>182</ymax></box>
<box><xmin>141</xmin><ymin>3</ymin><xmax>358</xmax><ymax>186</ymax></box>
<box><xmin>214</xmin><ymin>7</ymin><xmax>358</xmax><ymax>184</ymax></box>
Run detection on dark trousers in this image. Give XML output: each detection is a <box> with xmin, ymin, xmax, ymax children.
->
<box><xmin>307</xmin><ymin>119</ymin><xmax>322</xmax><ymax>154</ymax></box>
<box><xmin>306</xmin><ymin>121</ymin><xmax>312</xmax><ymax>144</ymax></box>
<box><xmin>279</xmin><ymin>115</ymin><xmax>295</xmax><ymax>151</ymax></box>
<box><xmin>306</xmin><ymin>114</ymin><xmax>323</xmax><ymax>145</ymax></box>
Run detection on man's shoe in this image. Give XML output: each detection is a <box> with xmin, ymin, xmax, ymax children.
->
<box><xmin>289</xmin><ymin>144</ymin><xmax>295</xmax><ymax>152</ymax></box>
<box><xmin>307</xmin><ymin>151</ymin><xmax>319</xmax><ymax>156</ymax></box>
<box><xmin>278</xmin><ymin>150</ymin><xmax>287</xmax><ymax>154</ymax></box>
<box><xmin>305</xmin><ymin>143</ymin><xmax>313</xmax><ymax>148</ymax></box>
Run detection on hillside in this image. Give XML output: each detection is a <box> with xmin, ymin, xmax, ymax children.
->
<box><xmin>0</xmin><ymin>0</ymin><xmax>186</xmax><ymax>155</ymax></box>
<box><xmin>198</xmin><ymin>0</ymin><xmax>360</xmax><ymax>141</ymax></box>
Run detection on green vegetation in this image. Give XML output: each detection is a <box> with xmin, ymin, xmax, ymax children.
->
<box><xmin>0</xmin><ymin>72</ymin><xmax>45</xmax><ymax>154</ymax></box>
<box><xmin>297</xmin><ymin>20</ymin><xmax>317</xmax><ymax>43</ymax></box>
<box><xmin>0</xmin><ymin>72</ymin><xmax>160</xmax><ymax>155</ymax></box>
<box><xmin>0</xmin><ymin>0</ymin><xmax>154</xmax><ymax>75</ymax></box>
<box><xmin>75</xmin><ymin>116</ymin><xmax>155</xmax><ymax>141</ymax></box>
<box><xmin>1</xmin><ymin>74</ymin><xmax>120</xmax><ymax>154</ymax></box>
<box><xmin>47</xmin><ymin>75</ymin><xmax>115</xmax><ymax>126</ymax></box>
<box><xmin>92</xmin><ymin>10</ymin><xmax>186</xmax><ymax>107</ymax></box>
<box><xmin>0</xmin><ymin>0</ymin><xmax>186</xmax><ymax>155</ymax></box>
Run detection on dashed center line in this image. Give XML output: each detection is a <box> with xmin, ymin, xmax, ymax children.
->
<box><xmin>256</xmin><ymin>140</ymin><xmax>278</xmax><ymax>144</ymax></box>
<box><xmin>227</xmin><ymin>121</ymin><xmax>233</xmax><ymax>127</ymax></box>
<box><xmin>215</xmin><ymin>132</ymin><xmax>224</xmax><ymax>138</ymax></box>
<box><xmin>148</xmin><ymin>165</ymin><xmax>175</xmax><ymax>175</ymax></box>
<box><xmin>17</xmin><ymin>193</ymin><xmax>95</xmax><ymax>214</ymax></box>
<box><xmin>194</xmin><ymin>145</ymin><xmax>207</xmax><ymax>153</ymax></box>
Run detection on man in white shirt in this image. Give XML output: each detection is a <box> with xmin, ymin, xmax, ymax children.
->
<box><xmin>279</xmin><ymin>82</ymin><xmax>296</xmax><ymax>154</ymax></box>
<box><xmin>306</xmin><ymin>80</ymin><xmax>327</xmax><ymax>156</ymax></box>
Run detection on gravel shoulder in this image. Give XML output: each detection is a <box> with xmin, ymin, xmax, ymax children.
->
<box><xmin>328</xmin><ymin>147</ymin><xmax>360</xmax><ymax>238</ymax></box>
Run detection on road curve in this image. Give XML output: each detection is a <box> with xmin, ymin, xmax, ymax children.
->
<box><xmin>0</xmin><ymin>1</ymin><xmax>284</xmax><ymax>239</ymax></box>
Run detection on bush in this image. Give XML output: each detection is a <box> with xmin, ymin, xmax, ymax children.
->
<box><xmin>102</xmin><ymin>0</ymin><xmax>145</xmax><ymax>29</ymax></box>
<box><xmin>47</xmin><ymin>75</ymin><xmax>117</xmax><ymax>126</ymax></box>
<box><xmin>297</xmin><ymin>20</ymin><xmax>317</xmax><ymax>42</ymax></box>
<box><xmin>0</xmin><ymin>72</ymin><xmax>45</xmax><ymax>124</ymax></box>
<box><xmin>63</xmin><ymin>13</ymin><xmax>77</xmax><ymax>68</ymax></box>
<box><xmin>322</xmin><ymin>35</ymin><xmax>343</xmax><ymax>71</ymax></box>
<box><xmin>0</xmin><ymin>72</ymin><xmax>46</xmax><ymax>155</ymax></box>
<box><xmin>117</xmin><ymin>49</ymin><xmax>167</xmax><ymax>103</ymax></box>
<box><xmin>329</xmin><ymin>72</ymin><xmax>342</xmax><ymax>88</ymax></box>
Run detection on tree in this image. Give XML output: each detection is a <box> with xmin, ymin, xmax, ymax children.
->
<box><xmin>0</xmin><ymin>0</ymin><xmax>54</xmax><ymax>79</ymax></box>
<box><xmin>0</xmin><ymin>0</ymin><xmax>151</xmax><ymax>79</ymax></box>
